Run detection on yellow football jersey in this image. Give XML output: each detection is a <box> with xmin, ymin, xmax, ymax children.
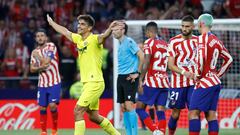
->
<box><xmin>71</xmin><ymin>33</ymin><xmax>104</xmax><ymax>82</ymax></box>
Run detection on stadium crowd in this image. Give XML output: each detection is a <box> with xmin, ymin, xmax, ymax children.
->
<box><xmin>0</xmin><ymin>0</ymin><xmax>239</xmax><ymax>97</ymax></box>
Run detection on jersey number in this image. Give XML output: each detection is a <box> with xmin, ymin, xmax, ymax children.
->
<box><xmin>210</xmin><ymin>49</ymin><xmax>219</xmax><ymax>69</ymax></box>
<box><xmin>170</xmin><ymin>91</ymin><xmax>179</xmax><ymax>101</ymax></box>
<box><xmin>153</xmin><ymin>51</ymin><xmax>168</xmax><ymax>71</ymax></box>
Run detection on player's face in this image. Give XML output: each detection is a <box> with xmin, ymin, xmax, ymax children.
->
<box><xmin>112</xmin><ymin>28</ymin><xmax>124</xmax><ymax>39</ymax></box>
<box><xmin>77</xmin><ymin>19</ymin><xmax>92</xmax><ymax>35</ymax></box>
<box><xmin>181</xmin><ymin>21</ymin><xmax>194</xmax><ymax>37</ymax></box>
<box><xmin>35</xmin><ymin>32</ymin><xmax>47</xmax><ymax>46</ymax></box>
<box><xmin>145</xmin><ymin>29</ymin><xmax>151</xmax><ymax>38</ymax></box>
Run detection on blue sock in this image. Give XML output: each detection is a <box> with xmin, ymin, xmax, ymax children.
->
<box><xmin>128</xmin><ymin>110</ymin><xmax>138</xmax><ymax>135</ymax></box>
<box><xmin>40</xmin><ymin>110</ymin><xmax>47</xmax><ymax>115</ymax></box>
<box><xmin>208</xmin><ymin>120</ymin><xmax>219</xmax><ymax>132</ymax></box>
<box><xmin>189</xmin><ymin>119</ymin><xmax>201</xmax><ymax>132</ymax></box>
<box><xmin>123</xmin><ymin>112</ymin><xmax>131</xmax><ymax>135</ymax></box>
<box><xmin>156</xmin><ymin>111</ymin><xmax>165</xmax><ymax>120</ymax></box>
<box><xmin>136</xmin><ymin>108</ymin><xmax>149</xmax><ymax>120</ymax></box>
<box><xmin>168</xmin><ymin>116</ymin><xmax>178</xmax><ymax>130</ymax></box>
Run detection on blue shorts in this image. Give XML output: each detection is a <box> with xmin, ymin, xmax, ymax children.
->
<box><xmin>138</xmin><ymin>85</ymin><xmax>168</xmax><ymax>106</ymax></box>
<box><xmin>168</xmin><ymin>86</ymin><xmax>194</xmax><ymax>109</ymax></box>
<box><xmin>189</xmin><ymin>85</ymin><xmax>221</xmax><ymax>112</ymax></box>
<box><xmin>37</xmin><ymin>83</ymin><xmax>61</xmax><ymax>107</ymax></box>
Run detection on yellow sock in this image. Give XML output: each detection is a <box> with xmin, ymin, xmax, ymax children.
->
<box><xmin>99</xmin><ymin>118</ymin><xmax>121</xmax><ymax>135</ymax></box>
<box><xmin>74</xmin><ymin>120</ymin><xmax>85</xmax><ymax>135</ymax></box>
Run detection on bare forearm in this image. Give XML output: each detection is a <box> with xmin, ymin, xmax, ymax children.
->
<box><xmin>30</xmin><ymin>65</ymin><xmax>41</xmax><ymax>73</ymax></box>
<box><xmin>98</xmin><ymin>27</ymin><xmax>112</xmax><ymax>44</ymax></box>
<box><xmin>168</xmin><ymin>64</ymin><xmax>184</xmax><ymax>74</ymax></box>
<box><xmin>49</xmin><ymin>21</ymin><xmax>72</xmax><ymax>41</ymax></box>
<box><xmin>140</xmin><ymin>60</ymin><xmax>150</xmax><ymax>81</ymax></box>
<box><xmin>30</xmin><ymin>65</ymin><xmax>46</xmax><ymax>73</ymax></box>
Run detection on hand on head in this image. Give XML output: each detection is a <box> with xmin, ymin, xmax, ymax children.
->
<box><xmin>111</xmin><ymin>20</ymin><xmax>125</xmax><ymax>31</ymax></box>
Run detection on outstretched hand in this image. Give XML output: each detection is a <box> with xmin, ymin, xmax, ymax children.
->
<box><xmin>47</xmin><ymin>14</ymin><xmax>53</xmax><ymax>25</ymax></box>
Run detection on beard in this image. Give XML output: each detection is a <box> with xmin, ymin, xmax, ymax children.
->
<box><xmin>37</xmin><ymin>40</ymin><xmax>46</xmax><ymax>46</ymax></box>
<box><xmin>182</xmin><ymin>31</ymin><xmax>192</xmax><ymax>37</ymax></box>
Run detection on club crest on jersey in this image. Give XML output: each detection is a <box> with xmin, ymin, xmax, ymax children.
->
<box><xmin>78</xmin><ymin>41</ymin><xmax>88</xmax><ymax>54</ymax></box>
<box><xmin>46</xmin><ymin>51</ymin><xmax>54</xmax><ymax>59</ymax></box>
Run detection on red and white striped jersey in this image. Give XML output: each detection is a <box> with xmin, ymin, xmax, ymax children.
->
<box><xmin>143</xmin><ymin>38</ymin><xmax>170</xmax><ymax>88</ymax></box>
<box><xmin>168</xmin><ymin>34</ymin><xmax>198</xmax><ymax>88</ymax></box>
<box><xmin>30</xmin><ymin>42</ymin><xmax>61</xmax><ymax>87</ymax></box>
<box><xmin>196</xmin><ymin>32</ymin><xmax>233</xmax><ymax>88</ymax></box>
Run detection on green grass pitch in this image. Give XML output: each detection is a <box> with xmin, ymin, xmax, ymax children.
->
<box><xmin>0</xmin><ymin>129</ymin><xmax>239</xmax><ymax>135</ymax></box>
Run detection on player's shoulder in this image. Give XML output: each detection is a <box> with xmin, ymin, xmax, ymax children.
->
<box><xmin>125</xmin><ymin>36</ymin><xmax>137</xmax><ymax>45</ymax></box>
<box><xmin>208</xmin><ymin>33</ymin><xmax>220</xmax><ymax>41</ymax></box>
<box><xmin>158</xmin><ymin>38</ymin><xmax>168</xmax><ymax>45</ymax></box>
<box><xmin>91</xmin><ymin>33</ymin><xmax>99</xmax><ymax>39</ymax></box>
<box><xmin>191</xmin><ymin>34</ymin><xmax>198</xmax><ymax>39</ymax></box>
<box><xmin>144</xmin><ymin>38</ymin><xmax>154</xmax><ymax>44</ymax></box>
<box><xmin>169</xmin><ymin>34</ymin><xmax>183</xmax><ymax>44</ymax></box>
<box><xmin>208</xmin><ymin>33</ymin><xmax>223</xmax><ymax>48</ymax></box>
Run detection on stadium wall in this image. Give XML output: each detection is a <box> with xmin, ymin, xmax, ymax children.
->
<box><xmin>0</xmin><ymin>99</ymin><xmax>239</xmax><ymax>130</ymax></box>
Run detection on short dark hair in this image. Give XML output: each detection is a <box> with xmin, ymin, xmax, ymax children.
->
<box><xmin>124</xmin><ymin>23</ymin><xmax>128</xmax><ymax>35</ymax></box>
<box><xmin>182</xmin><ymin>15</ymin><xmax>194</xmax><ymax>22</ymax></box>
<box><xmin>77</xmin><ymin>15</ymin><xmax>95</xmax><ymax>27</ymax></box>
<box><xmin>35</xmin><ymin>28</ymin><xmax>47</xmax><ymax>36</ymax></box>
<box><xmin>146</xmin><ymin>21</ymin><xmax>158</xmax><ymax>33</ymax></box>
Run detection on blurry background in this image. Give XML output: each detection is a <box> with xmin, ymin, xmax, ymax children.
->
<box><xmin>0</xmin><ymin>0</ymin><xmax>239</xmax><ymax>99</ymax></box>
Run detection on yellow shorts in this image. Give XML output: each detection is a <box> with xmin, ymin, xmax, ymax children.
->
<box><xmin>77</xmin><ymin>81</ymin><xmax>105</xmax><ymax>110</ymax></box>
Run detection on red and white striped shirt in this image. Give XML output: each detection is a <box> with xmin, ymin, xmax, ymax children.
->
<box><xmin>30</xmin><ymin>42</ymin><xmax>61</xmax><ymax>87</ymax></box>
<box><xmin>196</xmin><ymin>32</ymin><xmax>233</xmax><ymax>88</ymax></box>
<box><xmin>143</xmin><ymin>38</ymin><xmax>169</xmax><ymax>88</ymax></box>
<box><xmin>168</xmin><ymin>34</ymin><xmax>198</xmax><ymax>88</ymax></box>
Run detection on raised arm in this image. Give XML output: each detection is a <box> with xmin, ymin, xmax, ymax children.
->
<box><xmin>47</xmin><ymin>14</ymin><xmax>72</xmax><ymax>41</ymax></box>
<box><xmin>98</xmin><ymin>20</ymin><xmax>124</xmax><ymax>44</ymax></box>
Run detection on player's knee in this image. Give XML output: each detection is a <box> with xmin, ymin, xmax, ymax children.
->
<box><xmin>205</xmin><ymin>111</ymin><xmax>217</xmax><ymax>121</ymax></box>
<box><xmin>49</xmin><ymin>103</ymin><xmax>57</xmax><ymax>111</ymax></box>
<box><xmin>124</xmin><ymin>101</ymin><xmax>134</xmax><ymax>111</ymax></box>
<box><xmin>189</xmin><ymin>110</ymin><xmax>200</xmax><ymax>119</ymax></box>
<box><xmin>74</xmin><ymin>106</ymin><xmax>85</xmax><ymax>120</ymax></box>
<box><xmin>156</xmin><ymin>105</ymin><xmax>165</xmax><ymax>111</ymax></box>
<box><xmin>171</xmin><ymin>109</ymin><xmax>180</xmax><ymax>119</ymax></box>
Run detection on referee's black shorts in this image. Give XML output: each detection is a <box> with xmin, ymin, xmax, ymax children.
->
<box><xmin>117</xmin><ymin>74</ymin><xmax>138</xmax><ymax>103</ymax></box>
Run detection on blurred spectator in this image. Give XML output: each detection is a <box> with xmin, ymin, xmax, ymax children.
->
<box><xmin>1</xmin><ymin>47</ymin><xmax>22</xmax><ymax>88</ymax></box>
<box><xmin>1</xmin><ymin>48</ymin><xmax>22</xmax><ymax>77</ymax></box>
<box><xmin>22</xmin><ymin>18</ymin><xmax>36</xmax><ymax>52</ymax></box>
<box><xmin>0</xmin><ymin>20</ymin><xmax>8</xmax><ymax>61</ymax></box>
<box><xmin>224</xmin><ymin>0</ymin><xmax>240</xmax><ymax>18</ymax></box>
<box><xmin>0</xmin><ymin>0</ymin><xmax>10</xmax><ymax>20</ymax></box>
<box><xmin>124</xmin><ymin>0</ymin><xmax>138</xmax><ymax>19</ymax></box>
<box><xmin>212</xmin><ymin>1</ymin><xmax>227</xmax><ymax>18</ymax></box>
<box><xmin>59</xmin><ymin>45</ymin><xmax>77</xmax><ymax>98</ymax></box>
<box><xmin>72</xmin><ymin>0</ymin><xmax>85</xmax><ymax>18</ymax></box>
<box><xmin>7</xmin><ymin>20</ymin><xmax>21</xmax><ymax>48</ymax></box>
<box><xmin>15</xmin><ymin>37</ymin><xmax>30</xmax><ymax>78</ymax></box>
